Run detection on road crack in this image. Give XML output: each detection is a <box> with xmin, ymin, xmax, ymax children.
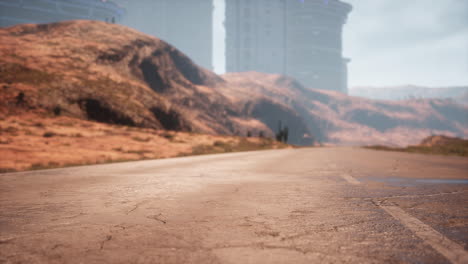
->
<box><xmin>99</xmin><ymin>235</ymin><xmax>112</xmax><ymax>250</ymax></box>
<box><xmin>126</xmin><ymin>201</ymin><xmax>148</xmax><ymax>215</ymax></box>
<box><xmin>147</xmin><ymin>213</ymin><xmax>167</xmax><ymax>224</ymax></box>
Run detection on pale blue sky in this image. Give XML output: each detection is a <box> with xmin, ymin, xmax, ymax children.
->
<box><xmin>213</xmin><ymin>0</ymin><xmax>468</xmax><ymax>87</ymax></box>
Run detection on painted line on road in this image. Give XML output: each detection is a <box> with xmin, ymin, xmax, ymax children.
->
<box><xmin>341</xmin><ymin>173</ymin><xmax>360</xmax><ymax>185</ymax></box>
<box><xmin>380</xmin><ymin>205</ymin><xmax>468</xmax><ymax>264</ymax></box>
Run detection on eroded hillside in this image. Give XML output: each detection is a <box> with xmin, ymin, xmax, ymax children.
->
<box><xmin>0</xmin><ymin>21</ymin><xmax>272</xmax><ymax>138</ymax></box>
<box><xmin>1</xmin><ymin>20</ymin><xmax>467</xmax><ymax>148</ymax></box>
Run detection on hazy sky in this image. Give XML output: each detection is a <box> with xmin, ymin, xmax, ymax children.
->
<box><xmin>213</xmin><ymin>0</ymin><xmax>468</xmax><ymax>87</ymax></box>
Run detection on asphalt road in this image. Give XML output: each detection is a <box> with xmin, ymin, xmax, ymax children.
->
<box><xmin>1</xmin><ymin>147</ymin><xmax>467</xmax><ymax>264</ymax></box>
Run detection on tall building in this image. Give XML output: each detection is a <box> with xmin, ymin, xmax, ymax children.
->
<box><xmin>225</xmin><ymin>0</ymin><xmax>352</xmax><ymax>93</ymax></box>
<box><xmin>0</xmin><ymin>0</ymin><xmax>124</xmax><ymax>27</ymax></box>
<box><xmin>225</xmin><ymin>0</ymin><xmax>286</xmax><ymax>74</ymax></box>
<box><xmin>113</xmin><ymin>0</ymin><xmax>214</xmax><ymax>70</ymax></box>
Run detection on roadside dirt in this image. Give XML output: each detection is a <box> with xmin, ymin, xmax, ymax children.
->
<box><xmin>0</xmin><ymin>114</ymin><xmax>287</xmax><ymax>172</ymax></box>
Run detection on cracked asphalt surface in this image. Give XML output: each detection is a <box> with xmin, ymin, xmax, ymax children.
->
<box><xmin>1</xmin><ymin>147</ymin><xmax>467</xmax><ymax>263</ymax></box>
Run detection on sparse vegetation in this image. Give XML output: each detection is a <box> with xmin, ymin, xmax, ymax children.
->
<box><xmin>0</xmin><ymin>139</ymin><xmax>11</xmax><ymax>144</ymax></box>
<box><xmin>43</xmin><ymin>131</ymin><xmax>57</xmax><ymax>138</ymax></box>
<box><xmin>131</xmin><ymin>136</ymin><xmax>151</xmax><ymax>142</ymax></box>
<box><xmin>33</xmin><ymin>122</ymin><xmax>45</xmax><ymax>128</ymax></box>
<box><xmin>181</xmin><ymin>138</ymin><xmax>287</xmax><ymax>157</ymax></box>
<box><xmin>366</xmin><ymin>136</ymin><xmax>468</xmax><ymax>157</ymax></box>
<box><xmin>0</xmin><ymin>168</ymin><xmax>16</xmax><ymax>173</ymax></box>
<box><xmin>125</xmin><ymin>150</ymin><xmax>152</xmax><ymax>155</ymax></box>
<box><xmin>0</xmin><ymin>63</ymin><xmax>59</xmax><ymax>85</ymax></box>
<box><xmin>161</xmin><ymin>132</ymin><xmax>175</xmax><ymax>140</ymax></box>
<box><xmin>275</xmin><ymin>121</ymin><xmax>289</xmax><ymax>143</ymax></box>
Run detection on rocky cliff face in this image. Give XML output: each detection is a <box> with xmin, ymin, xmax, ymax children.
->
<box><xmin>0</xmin><ymin>21</ymin><xmax>269</xmax><ymax>137</ymax></box>
<box><xmin>221</xmin><ymin>72</ymin><xmax>468</xmax><ymax>146</ymax></box>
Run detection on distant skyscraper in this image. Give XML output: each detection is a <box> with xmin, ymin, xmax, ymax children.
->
<box><xmin>225</xmin><ymin>0</ymin><xmax>352</xmax><ymax>93</ymax></box>
<box><xmin>113</xmin><ymin>0</ymin><xmax>214</xmax><ymax>70</ymax></box>
<box><xmin>225</xmin><ymin>0</ymin><xmax>287</xmax><ymax>74</ymax></box>
<box><xmin>0</xmin><ymin>0</ymin><xmax>124</xmax><ymax>27</ymax></box>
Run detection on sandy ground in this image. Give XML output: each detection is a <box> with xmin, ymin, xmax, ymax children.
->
<box><xmin>0</xmin><ymin>148</ymin><xmax>467</xmax><ymax>263</ymax></box>
<box><xmin>0</xmin><ymin>114</ymin><xmax>286</xmax><ymax>172</ymax></box>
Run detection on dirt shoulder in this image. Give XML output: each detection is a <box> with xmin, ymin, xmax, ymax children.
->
<box><xmin>0</xmin><ymin>114</ymin><xmax>288</xmax><ymax>173</ymax></box>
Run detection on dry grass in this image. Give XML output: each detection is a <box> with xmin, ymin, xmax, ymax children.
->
<box><xmin>366</xmin><ymin>136</ymin><xmax>468</xmax><ymax>157</ymax></box>
<box><xmin>0</xmin><ymin>114</ymin><xmax>288</xmax><ymax>172</ymax></box>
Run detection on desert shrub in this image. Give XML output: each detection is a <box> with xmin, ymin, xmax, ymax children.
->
<box><xmin>0</xmin><ymin>168</ymin><xmax>16</xmax><ymax>173</ymax></box>
<box><xmin>161</xmin><ymin>132</ymin><xmax>175</xmax><ymax>140</ymax></box>
<box><xmin>43</xmin><ymin>132</ymin><xmax>56</xmax><ymax>138</ymax></box>
<box><xmin>0</xmin><ymin>139</ymin><xmax>11</xmax><ymax>144</ymax></box>
<box><xmin>33</xmin><ymin>122</ymin><xmax>45</xmax><ymax>128</ymax></box>
<box><xmin>213</xmin><ymin>141</ymin><xmax>224</xmax><ymax>146</ymax></box>
<box><xmin>131</xmin><ymin>136</ymin><xmax>151</xmax><ymax>142</ymax></box>
<box><xmin>125</xmin><ymin>150</ymin><xmax>152</xmax><ymax>155</ymax></box>
<box><xmin>53</xmin><ymin>106</ymin><xmax>62</xmax><ymax>116</ymax></box>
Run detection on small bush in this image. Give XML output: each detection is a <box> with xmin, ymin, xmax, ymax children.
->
<box><xmin>125</xmin><ymin>150</ymin><xmax>152</xmax><ymax>155</ymax></box>
<box><xmin>213</xmin><ymin>140</ymin><xmax>227</xmax><ymax>147</ymax></box>
<box><xmin>29</xmin><ymin>163</ymin><xmax>46</xmax><ymax>170</ymax></box>
<box><xmin>0</xmin><ymin>139</ymin><xmax>12</xmax><ymax>144</ymax></box>
<box><xmin>53</xmin><ymin>106</ymin><xmax>61</xmax><ymax>116</ymax></box>
<box><xmin>131</xmin><ymin>136</ymin><xmax>151</xmax><ymax>142</ymax></box>
<box><xmin>0</xmin><ymin>168</ymin><xmax>16</xmax><ymax>173</ymax></box>
<box><xmin>43</xmin><ymin>132</ymin><xmax>56</xmax><ymax>138</ymax></box>
<box><xmin>161</xmin><ymin>132</ymin><xmax>175</xmax><ymax>140</ymax></box>
<box><xmin>33</xmin><ymin>122</ymin><xmax>45</xmax><ymax>128</ymax></box>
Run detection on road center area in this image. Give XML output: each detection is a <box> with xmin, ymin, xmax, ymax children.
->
<box><xmin>1</xmin><ymin>148</ymin><xmax>467</xmax><ymax>263</ymax></box>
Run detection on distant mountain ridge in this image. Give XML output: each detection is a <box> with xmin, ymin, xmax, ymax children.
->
<box><xmin>220</xmin><ymin>73</ymin><xmax>468</xmax><ymax>146</ymax></box>
<box><xmin>350</xmin><ymin>85</ymin><xmax>468</xmax><ymax>102</ymax></box>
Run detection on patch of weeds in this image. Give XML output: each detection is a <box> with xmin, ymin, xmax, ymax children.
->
<box><xmin>213</xmin><ymin>140</ymin><xmax>234</xmax><ymax>152</ymax></box>
<box><xmin>161</xmin><ymin>132</ymin><xmax>176</xmax><ymax>141</ymax></box>
<box><xmin>29</xmin><ymin>163</ymin><xmax>47</xmax><ymax>170</ymax></box>
<box><xmin>33</xmin><ymin>122</ymin><xmax>45</xmax><ymax>128</ymax></box>
<box><xmin>131</xmin><ymin>136</ymin><xmax>151</xmax><ymax>142</ymax></box>
<box><xmin>81</xmin><ymin>123</ymin><xmax>94</xmax><ymax>128</ymax></box>
<box><xmin>43</xmin><ymin>131</ymin><xmax>57</xmax><ymax>138</ymax></box>
<box><xmin>213</xmin><ymin>140</ymin><xmax>227</xmax><ymax>147</ymax></box>
<box><xmin>56</xmin><ymin>122</ymin><xmax>74</xmax><ymax>127</ymax></box>
<box><xmin>190</xmin><ymin>144</ymin><xmax>223</xmax><ymax>156</ymax></box>
<box><xmin>0</xmin><ymin>126</ymin><xmax>19</xmax><ymax>136</ymax></box>
<box><xmin>179</xmin><ymin>138</ymin><xmax>285</xmax><ymax>157</ymax></box>
<box><xmin>2</xmin><ymin>126</ymin><xmax>19</xmax><ymax>134</ymax></box>
<box><xmin>0</xmin><ymin>168</ymin><xmax>16</xmax><ymax>173</ymax></box>
<box><xmin>365</xmin><ymin>141</ymin><xmax>468</xmax><ymax>157</ymax></box>
<box><xmin>0</xmin><ymin>139</ymin><xmax>12</xmax><ymax>144</ymax></box>
<box><xmin>62</xmin><ymin>161</ymin><xmax>87</xmax><ymax>168</ymax></box>
<box><xmin>125</xmin><ymin>150</ymin><xmax>152</xmax><ymax>155</ymax></box>
<box><xmin>0</xmin><ymin>63</ymin><xmax>59</xmax><ymax>85</ymax></box>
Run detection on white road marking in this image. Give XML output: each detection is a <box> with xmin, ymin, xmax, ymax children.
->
<box><xmin>340</xmin><ymin>173</ymin><xmax>360</xmax><ymax>185</ymax></box>
<box><xmin>381</xmin><ymin>205</ymin><xmax>468</xmax><ymax>264</ymax></box>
